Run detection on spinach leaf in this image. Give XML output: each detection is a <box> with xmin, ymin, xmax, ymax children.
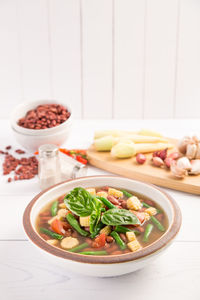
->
<box><xmin>101</xmin><ymin>208</ymin><xmax>140</xmax><ymax>226</ymax></box>
<box><xmin>64</xmin><ymin>187</ymin><xmax>95</xmax><ymax>217</ymax></box>
<box><xmin>89</xmin><ymin>199</ymin><xmax>102</xmax><ymax>234</ymax></box>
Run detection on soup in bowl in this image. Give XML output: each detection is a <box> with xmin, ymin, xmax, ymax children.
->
<box><xmin>23</xmin><ymin>176</ymin><xmax>181</xmax><ymax>277</ymax></box>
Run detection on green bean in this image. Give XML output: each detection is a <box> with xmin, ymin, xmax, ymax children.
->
<box><xmin>51</xmin><ymin>200</ymin><xmax>58</xmax><ymax>216</ymax></box>
<box><xmin>69</xmin><ymin>242</ymin><xmax>89</xmax><ymax>252</ymax></box>
<box><xmin>90</xmin><ymin>222</ymin><xmax>104</xmax><ymax>238</ymax></box>
<box><xmin>96</xmin><ymin>196</ymin><xmax>116</xmax><ymax>209</ymax></box>
<box><xmin>143</xmin><ymin>224</ymin><xmax>154</xmax><ymax>242</ymax></box>
<box><xmin>79</xmin><ymin>251</ymin><xmax>107</xmax><ymax>255</ymax></box>
<box><xmin>142</xmin><ymin>202</ymin><xmax>151</xmax><ymax>208</ymax></box>
<box><xmin>121</xmin><ymin>189</ymin><xmax>132</xmax><ymax>198</ymax></box>
<box><xmin>142</xmin><ymin>202</ymin><xmax>161</xmax><ymax>214</ymax></box>
<box><xmin>101</xmin><ymin>207</ymin><xmax>106</xmax><ymax>212</ymax></box>
<box><xmin>110</xmin><ymin>231</ymin><xmax>126</xmax><ymax>250</ymax></box>
<box><xmin>151</xmin><ymin>216</ymin><xmax>165</xmax><ymax>232</ymax></box>
<box><xmin>66</xmin><ymin>214</ymin><xmax>89</xmax><ymax>237</ymax></box>
<box><xmin>40</xmin><ymin>227</ymin><xmax>63</xmax><ymax>240</ymax></box>
<box><xmin>114</xmin><ymin>225</ymin><xmax>140</xmax><ymax>236</ymax></box>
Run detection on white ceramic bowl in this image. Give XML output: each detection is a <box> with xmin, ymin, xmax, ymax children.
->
<box><xmin>23</xmin><ymin>176</ymin><xmax>181</xmax><ymax>277</ymax></box>
<box><xmin>10</xmin><ymin>99</ymin><xmax>72</xmax><ymax>152</ymax></box>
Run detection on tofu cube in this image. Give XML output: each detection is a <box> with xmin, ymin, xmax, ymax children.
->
<box><xmin>126</xmin><ymin>231</ymin><xmax>136</xmax><ymax>242</ymax></box>
<box><xmin>127</xmin><ymin>240</ymin><xmax>142</xmax><ymax>252</ymax></box>
<box><xmin>79</xmin><ymin>216</ymin><xmax>90</xmax><ymax>227</ymax></box>
<box><xmin>145</xmin><ymin>207</ymin><xmax>157</xmax><ymax>216</ymax></box>
<box><xmin>127</xmin><ymin>196</ymin><xmax>142</xmax><ymax>210</ymax></box>
<box><xmin>108</xmin><ymin>188</ymin><xmax>123</xmax><ymax>198</ymax></box>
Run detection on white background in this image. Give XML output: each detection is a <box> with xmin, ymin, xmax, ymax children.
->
<box><xmin>0</xmin><ymin>0</ymin><xmax>200</xmax><ymax>119</ymax></box>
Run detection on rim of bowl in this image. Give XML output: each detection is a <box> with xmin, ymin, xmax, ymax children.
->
<box><xmin>23</xmin><ymin>175</ymin><xmax>182</xmax><ymax>265</ymax></box>
<box><xmin>10</xmin><ymin>99</ymin><xmax>72</xmax><ymax>136</ymax></box>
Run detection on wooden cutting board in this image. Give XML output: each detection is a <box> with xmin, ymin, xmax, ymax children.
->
<box><xmin>87</xmin><ymin>139</ymin><xmax>200</xmax><ymax>195</ymax></box>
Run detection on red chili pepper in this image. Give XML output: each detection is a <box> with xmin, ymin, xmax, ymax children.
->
<box><xmin>76</xmin><ymin>155</ymin><xmax>88</xmax><ymax>165</ymax></box>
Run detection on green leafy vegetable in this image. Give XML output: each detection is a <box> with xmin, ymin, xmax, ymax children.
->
<box><xmin>64</xmin><ymin>187</ymin><xmax>96</xmax><ymax>217</ymax></box>
<box><xmin>101</xmin><ymin>208</ymin><xmax>140</xmax><ymax>226</ymax></box>
<box><xmin>89</xmin><ymin>198</ymin><xmax>102</xmax><ymax>234</ymax></box>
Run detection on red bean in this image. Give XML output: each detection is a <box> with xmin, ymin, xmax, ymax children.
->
<box><xmin>119</xmin><ymin>233</ymin><xmax>127</xmax><ymax>242</ymax></box>
<box><xmin>2</xmin><ymin>152</ymin><xmax>38</xmax><ymax>182</ymax></box>
<box><xmin>107</xmin><ymin>195</ymin><xmax>119</xmax><ymax>205</ymax></box>
<box><xmin>106</xmin><ymin>236</ymin><xmax>114</xmax><ymax>243</ymax></box>
<box><xmin>18</xmin><ymin>104</ymin><xmax>70</xmax><ymax>130</ymax></box>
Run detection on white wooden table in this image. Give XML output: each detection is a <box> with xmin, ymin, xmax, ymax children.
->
<box><xmin>0</xmin><ymin>119</ymin><xmax>200</xmax><ymax>300</ymax></box>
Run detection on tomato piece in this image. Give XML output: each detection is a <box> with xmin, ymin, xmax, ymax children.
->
<box><xmin>92</xmin><ymin>233</ymin><xmax>106</xmax><ymax>248</ymax></box>
<box><xmin>76</xmin><ymin>155</ymin><xmax>88</xmax><ymax>165</ymax></box>
<box><xmin>51</xmin><ymin>219</ymin><xmax>65</xmax><ymax>235</ymax></box>
<box><xmin>131</xmin><ymin>211</ymin><xmax>145</xmax><ymax>224</ymax></box>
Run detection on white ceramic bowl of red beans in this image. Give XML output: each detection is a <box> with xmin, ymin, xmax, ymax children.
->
<box><xmin>23</xmin><ymin>176</ymin><xmax>182</xmax><ymax>277</ymax></box>
<box><xmin>10</xmin><ymin>100</ymin><xmax>72</xmax><ymax>152</ymax></box>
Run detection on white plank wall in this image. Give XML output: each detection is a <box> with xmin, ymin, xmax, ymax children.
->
<box><xmin>143</xmin><ymin>0</ymin><xmax>179</xmax><ymax>118</ymax></box>
<box><xmin>82</xmin><ymin>0</ymin><xmax>113</xmax><ymax>119</ymax></box>
<box><xmin>175</xmin><ymin>0</ymin><xmax>200</xmax><ymax>118</ymax></box>
<box><xmin>18</xmin><ymin>0</ymin><xmax>52</xmax><ymax>100</ymax></box>
<box><xmin>49</xmin><ymin>0</ymin><xmax>82</xmax><ymax>118</ymax></box>
<box><xmin>0</xmin><ymin>0</ymin><xmax>199</xmax><ymax>119</ymax></box>
<box><xmin>114</xmin><ymin>0</ymin><xmax>145</xmax><ymax>119</ymax></box>
<box><xmin>0</xmin><ymin>1</ymin><xmax>21</xmax><ymax>114</ymax></box>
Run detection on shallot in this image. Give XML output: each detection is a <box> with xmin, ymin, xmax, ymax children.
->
<box><xmin>136</xmin><ymin>153</ymin><xmax>146</xmax><ymax>164</ymax></box>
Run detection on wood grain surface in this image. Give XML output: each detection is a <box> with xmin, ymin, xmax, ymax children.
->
<box><xmin>87</xmin><ymin>140</ymin><xmax>200</xmax><ymax>195</ymax></box>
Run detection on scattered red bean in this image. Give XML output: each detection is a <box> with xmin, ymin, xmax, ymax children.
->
<box><xmin>6</xmin><ymin>145</ymin><xmax>11</xmax><ymax>150</ymax></box>
<box><xmin>15</xmin><ymin>149</ymin><xmax>25</xmax><ymax>154</ymax></box>
<box><xmin>18</xmin><ymin>104</ymin><xmax>71</xmax><ymax>130</ymax></box>
<box><xmin>2</xmin><ymin>150</ymin><xmax>38</xmax><ymax>182</ymax></box>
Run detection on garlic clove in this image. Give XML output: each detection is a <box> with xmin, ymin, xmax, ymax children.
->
<box><xmin>170</xmin><ymin>160</ymin><xmax>187</xmax><ymax>178</ymax></box>
<box><xmin>192</xmin><ymin>135</ymin><xmax>200</xmax><ymax>144</ymax></box>
<box><xmin>188</xmin><ymin>159</ymin><xmax>200</xmax><ymax>175</ymax></box>
<box><xmin>186</xmin><ymin>143</ymin><xmax>197</xmax><ymax>159</ymax></box>
<box><xmin>152</xmin><ymin>156</ymin><xmax>164</xmax><ymax>167</ymax></box>
<box><xmin>195</xmin><ymin>143</ymin><xmax>200</xmax><ymax>159</ymax></box>
<box><xmin>178</xmin><ymin>136</ymin><xmax>192</xmax><ymax>154</ymax></box>
<box><xmin>176</xmin><ymin>157</ymin><xmax>192</xmax><ymax>170</ymax></box>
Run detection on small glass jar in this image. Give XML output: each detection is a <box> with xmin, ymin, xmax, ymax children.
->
<box><xmin>38</xmin><ymin>144</ymin><xmax>88</xmax><ymax>190</ymax></box>
<box><xmin>38</xmin><ymin>144</ymin><xmax>61</xmax><ymax>190</ymax></box>
<box><xmin>59</xmin><ymin>151</ymin><xmax>87</xmax><ymax>180</ymax></box>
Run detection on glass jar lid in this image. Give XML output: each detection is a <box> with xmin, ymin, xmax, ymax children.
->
<box><xmin>39</xmin><ymin>144</ymin><xmax>59</xmax><ymax>158</ymax></box>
